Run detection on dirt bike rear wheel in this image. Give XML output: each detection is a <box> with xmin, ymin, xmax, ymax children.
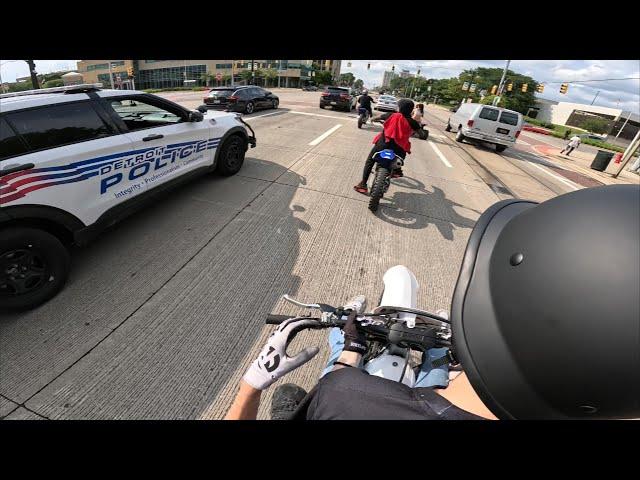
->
<box><xmin>369</xmin><ymin>167</ymin><xmax>389</xmax><ymax>212</ymax></box>
<box><xmin>358</xmin><ymin>116</ymin><xmax>363</xmax><ymax>128</ymax></box>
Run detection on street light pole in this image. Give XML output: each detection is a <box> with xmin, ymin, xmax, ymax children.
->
<box><xmin>614</xmin><ymin>111</ymin><xmax>632</xmax><ymax>140</ymax></box>
<box><xmin>493</xmin><ymin>60</ymin><xmax>510</xmax><ymax>106</ymax></box>
<box><xmin>590</xmin><ymin>90</ymin><xmax>600</xmax><ymax>105</ymax></box>
<box><xmin>108</xmin><ymin>61</ymin><xmax>114</xmax><ymax>89</ymax></box>
<box><xmin>612</xmin><ymin>128</ymin><xmax>640</xmax><ymax>178</ymax></box>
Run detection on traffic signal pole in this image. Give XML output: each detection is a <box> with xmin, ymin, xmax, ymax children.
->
<box><xmin>493</xmin><ymin>60</ymin><xmax>510</xmax><ymax>106</ymax></box>
<box><xmin>25</xmin><ymin>60</ymin><xmax>40</xmax><ymax>89</ymax></box>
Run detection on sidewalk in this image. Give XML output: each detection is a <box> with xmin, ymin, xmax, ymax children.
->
<box><xmin>533</xmin><ymin>145</ymin><xmax>639</xmax><ymax>186</ymax></box>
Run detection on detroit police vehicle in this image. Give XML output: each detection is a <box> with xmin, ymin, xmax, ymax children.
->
<box><xmin>0</xmin><ymin>84</ymin><xmax>256</xmax><ymax>310</ymax></box>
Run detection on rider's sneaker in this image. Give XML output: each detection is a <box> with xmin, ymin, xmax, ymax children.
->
<box><xmin>270</xmin><ymin>383</ymin><xmax>308</xmax><ymax>420</ymax></box>
<box><xmin>343</xmin><ymin>295</ymin><xmax>367</xmax><ymax>314</ymax></box>
<box><xmin>354</xmin><ymin>183</ymin><xmax>369</xmax><ymax>195</ymax></box>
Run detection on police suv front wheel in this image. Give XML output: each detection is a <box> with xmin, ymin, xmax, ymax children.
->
<box><xmin>0</xmin><ymin>227</ymin><xmax>70</xmax><ymax>310</ymax></box>
<box><xmin>216</xmin><ymin>135</ymin><xmax>247</xmax><ymax>176</ymax></box>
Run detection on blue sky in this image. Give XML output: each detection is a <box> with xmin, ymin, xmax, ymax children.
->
<box><xmin>342</xmin><ymin>60</ymin><xmax>640</xmax><ymax>114</ymax></box>
<box><xmin>2</xmin><ymin>59</ymin><xmax>638</xmax><ymax>113</ymax></box>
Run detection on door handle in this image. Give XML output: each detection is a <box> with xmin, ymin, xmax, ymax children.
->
<box><xmin>0</xmin><ymin>163</ymin><xmax>35</xmax><ymax>178</ymax></box>
<box><xmin>143</xmin><ymin>134</ymin><xmax>164</xmax><ymax>142</ymax></box>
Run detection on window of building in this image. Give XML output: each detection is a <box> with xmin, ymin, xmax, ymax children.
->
<box><xmin>87</xmin><ymin>63</ymin><xmax>109</xmax><ymax>71</ymax></box>
<box><xmin>5</xmin><ymin>102</ymin><xmax>112</xmax><ymax>152</ymax></box>
<box><xmin>216</xmin><ymin>63</ymin><xmax>233</xmax><ymax>69</ymax></box>
<box><xmin>0</xmin><ymin>116</ymin><xmax>29</xmax><ymax>161</ymax></box>
<box><xmin>137</xmin><ymin>64</ymin><xmax>206</xmax><ymax>89</ymax></box>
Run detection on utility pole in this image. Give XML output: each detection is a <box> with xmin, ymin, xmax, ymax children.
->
<box><xmin>278</xmin><ymin>59</ymin><xmax>281</xmax><ymax>88</ymax></box>
<box><xmin>590</xmin><ymin>90</ymin><xmax>600</xmax><ymax>105</ymax></box>
<box><xmin>493</xmin><ymin>60</ymin><xmax>510</xmax><ymax>106</ymax></box>
<box><xmin>25</xmin><ymin>60</ymin><xmax>40</xmax><ymax>89</ymax></box>
<box><xmin>108</xmin><ymin>61</ymin><xmax>115</xmax><ymax>89</ymax></box>
<box><xmin>614</xmin><ymin>111</ymin><xmax>632</xmax><ymax>140</ymax></box>
<box><xmin>251</xmin><ymin>59</ymin><xmax>255</xmax><ymax>85</ymax></box>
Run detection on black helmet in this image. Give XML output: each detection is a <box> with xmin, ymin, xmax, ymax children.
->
<box><xmin>451</xmin><ymin>185</ymin><xmax>640</xmax><ymax>419</ymax></box>
<box><xmin>397</xmin><ymin>99</ymin><xmax>414</xmax><ymax>117</ymax></box>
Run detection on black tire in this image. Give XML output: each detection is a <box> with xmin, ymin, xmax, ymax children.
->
<box><xmin>244</xmin><ymin>101</ymin><xmax>255</xmax><ymax>114</ymax></box>
<box><xmin>455</xmin><ymin>130</ymin><xmax>465</xmax><ymax>143</ymax></box>
<box><xmin>0</xmin><ymin>227</ymin><xmax>70</xmax><ymax>310</ymax></box>
<box><xmin>358</xmin><ymin>116</ymin><xmax>363</xmax><ymax>129</ymax></box>
<box><xmin>272</xmin><ymin>99</ymin><xmax>279</xmax><ymax>109</ymax></box>
<box><xmin>319</xmin><ymin>104</ymin><xmax>325</xmax><ymax>109</ymax></box>
<box><xmin>368</xmin><ymin>168</ymin><xmax>388</xmax><ymax>212</ymax></box>
<box><xmin>495</xmin><ymin>144</ymin><xmax>507</xmax><ymax>153</ymax></box>
<box><xmin>215</xmin><ymin>135</ymin><xmax>246</xmax><ymax>176</ymax></box>
<box><xmin>445</xmin><ymin>122</ymin><xmax>452</xmax><ymax>132</ymax></box>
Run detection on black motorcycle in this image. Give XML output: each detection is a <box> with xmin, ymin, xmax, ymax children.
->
<box><xmin>368</xmin><ymin>149</ymin><xmax>404</xmax><ymax>212</ymax></box>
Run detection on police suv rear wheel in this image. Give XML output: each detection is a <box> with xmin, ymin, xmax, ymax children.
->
<box><xmin>216</xmin><ymin>135</ymin><xmax>246</xmax><ymax>176</ymax></box>
<box><xmin>0</xmin><ymin>228</ymin><xmax>70</xmax><ymax>310</ymax></box>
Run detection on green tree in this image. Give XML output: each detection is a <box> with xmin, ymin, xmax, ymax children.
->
<box><xmin>353</xmin><ymin>78</ymin><xmax>364</xmax><ymax>90</ymax></box>
<box><xmin>338</xmin><ymin>72</ymin><xmax>355</xmax><ymax>87</ymax></box>
<box><xmin>240</xmin><ymin>70</ymin><xmax>254</xmax><ymax>84</ymax></box>
<box><xmin>42</xmin><ymin>79</ymin><xmax>64</xmax><ymax>88</ymax></box>
<box><xmin>262</xmin><ymin>68</ymin><xmax>278</xmax><ymax>87</ymax></box>
<box><xmin>8</xmin><ymin>81</ymin><xmax>34</xmax><ymax>92</ymax></box>
<box><xmin>580</xmin><ymin>117</ymin><xmax>609</xmax><ymax>134</ymax></box>
<box><xmin>314</xmin><ymin>70</ymin><xmax>333</xmax><ymax>86</ymax></box>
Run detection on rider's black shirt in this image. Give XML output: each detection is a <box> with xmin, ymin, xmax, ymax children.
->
<box><xmin>358</xmin><ymin>95</ymin><xmax>375</xmax><ymax>109</ymax></box>
<box><xmin>291</xmin><ymin>367</ymin><xmax>484</xmax><ymax>420</ymax></box>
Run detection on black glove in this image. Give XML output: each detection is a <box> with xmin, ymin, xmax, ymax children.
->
<box><xmin>342</xmin><ymin>310</ymin><xmax>367</xmax><ymax>355</ymax></box>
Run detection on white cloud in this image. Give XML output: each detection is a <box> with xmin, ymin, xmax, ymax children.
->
<box><xmin>341</xmin><ymin>59</ymin><xmax>640</xmax><ymax>114</ymax></box>
<box><xmin>0</xmin><ymin>60</ymin><xmax>79</xmax><ymax>83</ymax></box>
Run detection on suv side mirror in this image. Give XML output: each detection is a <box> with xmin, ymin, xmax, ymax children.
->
<box><xmin>196</xmin><ymin>104</ymin><xmax>208</xmax><ymax>114</ymax></box>
<box><xmin>189</xmin><ymin>110</ymin><xmax>204</xmax><ymax>122</ymax></box>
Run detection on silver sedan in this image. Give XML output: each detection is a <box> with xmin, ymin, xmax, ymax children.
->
<box><xmin>375</xmin><ymin>95</ymin><xmax>399</xmax><ymax>112</ymax></box>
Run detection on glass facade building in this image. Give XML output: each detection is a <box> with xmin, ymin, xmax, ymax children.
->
<box><xmin>137</xmin><ymin>64</ymin><xmax>207</xmax><ymax>89</ymax></box>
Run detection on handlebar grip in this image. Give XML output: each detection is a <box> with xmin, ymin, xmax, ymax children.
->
<box><xmin>265</xmin><ymin>314</ymin><xmax>293</xmax><ymax>325</ymax></box>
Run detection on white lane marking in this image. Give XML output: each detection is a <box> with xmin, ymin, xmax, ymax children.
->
<box><xmin>308</xmin><ymin>124</ymin><xmax>343</xmax><ymax>146</ymax></box>
<box><xmin>291</xmin><ymin>110</ymin><xmax>357</xmax><ymax>121</ymax></box>
<box><xmin>529</xmin><ymin>162</ymin><xmax>580</xmax><ymax>190</ymax></box>
<box><xmin>242</xmin><ymin>111</ymin><xmax>285</xmax><ymax>121</ymax></box>
<box><xmin>428</xmin><ymin>140</ymin><xmax>453</xmax><ymax>168</ymax></box>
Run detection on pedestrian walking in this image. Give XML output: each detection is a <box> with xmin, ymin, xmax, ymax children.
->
<box><xmin>560</xmin><ymin>135</ymin><xmax>581</xmax><ymax>156</ymax></box>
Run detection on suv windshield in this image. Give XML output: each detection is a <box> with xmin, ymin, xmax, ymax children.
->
<box><xmin>499</xmin><ymin>111</ymin><xmax>519</xmax><ymax>126</ymax></box>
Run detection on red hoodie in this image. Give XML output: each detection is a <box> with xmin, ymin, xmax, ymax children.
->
<box><xmin>373</xmin><ymin>113</ymin><xmax>413</xmax><ymax>154</ymax></box>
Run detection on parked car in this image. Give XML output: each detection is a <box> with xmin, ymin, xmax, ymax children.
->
<box><xmin>445</xmin><ymin>103</ymin><xmax>523</xmax><ymax>153</ymax></box>
<box><xmin>579</xmin><ymin>133</ymin><xmax>607</xmax><ymax>141</ymax></box>
<box><xmin>204</xmin><ymin>86</ymin><xmax>279</xmax><ymax>114</ymax></box>
<box><xmin>302</xmin><ymin>85</ymin><xmax>318</xmax><ymax>91</ymax></box>
<box><xmin>319</xmin><ymin>86</ymin><xmax>356</xmax><ymax>111</ymax></box>
<box><xmin>0</xmin><ymin>83</ymin><xmax>256</xmax><ymax>310</ymax></box>
<box><xmin>375</xmin><ymin>95</ymin><xmax>399</xmax><ymax>112</ymax></box>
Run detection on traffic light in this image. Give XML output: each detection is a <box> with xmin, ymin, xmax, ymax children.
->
<box><xmin>507</xmin><ymin>83</ymin><xmax>513</xmax><ymax>92</ymax></box>
<box><xmin>560</xmin><ymin>83</ymin><xmax>569</xmax><ymax>94</ymax></box>
<box><xmin>536</xmin><ymin>84</ymin><xmax>545</xmax><ymax>93</ymax></box>
<box><xmin>367</xmin><ymin>63</ymin><xmax>371</xmax><ymax>70</ymax></box>
<box><xmin>491</xmin><ymin>85</ymin><xmax>497</xmax><ymax>95</ymax></box>
<box><xmin>391</xmin><ymin>65</ymin><xmax>395</xmax><ymax>72</ymax></box>
<box><xmin>127</xmin><ymin>67</ymin><xmax>134</xmax><ymax>78</ymax></box>
<box><xmin>416</xmin><ymin>69</ymin><xmax>421</xmax><ymax>76</ymax></box>
<box><xmin>521</xmin><ymin>83</ymin><xmax>528</xmax><ymax>93</ymax></box>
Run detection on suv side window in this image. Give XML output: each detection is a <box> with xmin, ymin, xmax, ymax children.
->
<box><xmin>0</xmin><ymin>116</ymin><xmax>29</xmax><ymax>161</ymax></box>
<box><xmin>108</xmin><ymin>96</ymin><xmax>185</xmax><ymax>132</ymax></box>
<box><xmin>4</xmin><ymin>102</ymin><xmax>112</xmax><ymax>153</ymax></box>
<box><xmin>479</xmin><ymin>107</ymin><xmax>500</xmax><ymax>121</ymax></box>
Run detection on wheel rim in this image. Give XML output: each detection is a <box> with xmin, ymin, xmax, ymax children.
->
<box><xmin>225</xmin><ymin>138</ymin><xmax>242</xmax><ymax>170</ymax></box>
<box><xmin>0</xmin><ymin>248</ymin><xmax>50</xmax><ymax>297</ymax></box>
<box><xmin>246</xmin><ymin>103</ymin><xmax>254</xmax><ymax>114</ymax></box>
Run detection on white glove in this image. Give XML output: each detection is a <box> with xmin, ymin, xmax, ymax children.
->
<box><xmin>243</xmin><ymin>317</ymin><xmax>321</xmax><ymax>390</ymax></box>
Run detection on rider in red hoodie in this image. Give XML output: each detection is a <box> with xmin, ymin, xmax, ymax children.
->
<box><xmin>354</xmin><ymin>98</ymin><xmax>423</xmax><ymax>195</ymax></box>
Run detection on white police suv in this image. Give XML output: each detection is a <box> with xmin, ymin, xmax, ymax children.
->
<box><xmin>0</xmin><ymin>84</ymin><xmax>256</xmax><ymax>310</ymax></box>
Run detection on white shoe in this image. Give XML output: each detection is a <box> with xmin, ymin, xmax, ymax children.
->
<box><xmin>343</xmin><ymin>295</ymin><xmax>367</xmax><ymax>314</ymax></box>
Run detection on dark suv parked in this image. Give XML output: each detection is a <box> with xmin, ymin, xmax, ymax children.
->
<box><xmin>204</xmin><ymin>86</ymin><xmax>279</xmax><ymax>114</ymax></box>
<box><xmin>319</xmin><ymin>87</ymin><xmax>356</xmax><ymax>111</ymax></box>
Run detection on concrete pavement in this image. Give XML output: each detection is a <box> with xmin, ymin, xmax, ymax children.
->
<box><xmin>0</xmin><ymin>88</ymin><xmax>612</xmax><ymax>420</ymax></box>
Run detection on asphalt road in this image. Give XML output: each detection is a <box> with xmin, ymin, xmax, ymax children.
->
<box><xmin>0</xmin><ymin>89</ymin><xmax>627</xmax><ymax>420</ymax></box>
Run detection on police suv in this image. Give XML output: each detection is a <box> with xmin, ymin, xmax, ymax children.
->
<box><xmin>0</xmin><ymin>84</ymin><xmax>256</xmax><ymax>310</ymax></box>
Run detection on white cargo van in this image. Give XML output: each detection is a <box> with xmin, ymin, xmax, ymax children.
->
<box><xmin>445</xmin><ymin>103</ymin><xmax>523</xmax><ymax>152</ymax></box>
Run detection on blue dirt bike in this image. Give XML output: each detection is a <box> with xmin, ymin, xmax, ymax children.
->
<box><xmin>368</xmin><ymin>149</ymin><xmax>404</xmax><ymax>212</ymax></box>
